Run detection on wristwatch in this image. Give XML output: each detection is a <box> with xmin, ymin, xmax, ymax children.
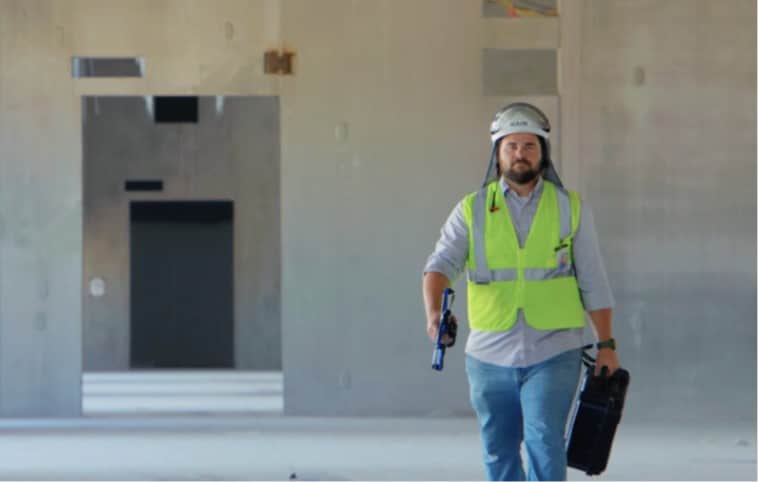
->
<box><xmin>596</xmin><ymin>338</ymin><xmax>616</xmax><ymax>350</ymax></box>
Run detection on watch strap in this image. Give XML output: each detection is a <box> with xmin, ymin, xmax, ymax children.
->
<box><xmin>596</xmin><ymin>338</ymin><xmax>616</xmax><ymax>350</ymax></box>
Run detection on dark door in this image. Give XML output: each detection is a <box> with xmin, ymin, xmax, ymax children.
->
<box><xmin>130</xmin><ymin>201</ymin><xmax>234</xmax><ymax>368</ymax></box>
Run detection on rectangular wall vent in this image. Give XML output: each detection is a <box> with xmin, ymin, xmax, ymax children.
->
<box><xmin>154</xmin><ymin>96</ymin><xmax>199</xmax><ymax>123</ymax></box>
<box><xmin>72</xmin><ymin>57</ymin><xmax>144</xmax><ymax>78</ymax></box>
<box><xmin>125</xmin><ymin>180</ymin><xmax>164</xmax><ymax>192</ymax></box>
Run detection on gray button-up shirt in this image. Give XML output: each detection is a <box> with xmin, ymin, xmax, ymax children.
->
<box><xmin>424</xmin><ymin>177</ymin><xmax>615</xmax><ymax>367</ymax></box>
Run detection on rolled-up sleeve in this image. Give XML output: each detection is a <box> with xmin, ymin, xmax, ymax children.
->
<box><xmin>423</xmin><ymin>201</ymin><xmax>469</xmax><ymax>283</ymax></box>
<box><xmin>572</xmin><ymin>202</ymin><xmax>615</xmax><ymax>311</ymax></box>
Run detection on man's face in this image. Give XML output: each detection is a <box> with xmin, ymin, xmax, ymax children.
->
<box><xmin>497</xmin><ymin>133</ymin><xmax>542</xmax><ymax>184</ymax></box>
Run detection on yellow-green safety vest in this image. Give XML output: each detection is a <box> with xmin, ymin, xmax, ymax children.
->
<box><xmin>461</xmin><ymin>179</ymin><xmax>586</xmax><ymax>331</ymax></box>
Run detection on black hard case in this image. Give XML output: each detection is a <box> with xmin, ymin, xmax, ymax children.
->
<box><xmin>566</xmin><ymin>364</ymin><xmax>630</xmax><ymax>476</ymax></box>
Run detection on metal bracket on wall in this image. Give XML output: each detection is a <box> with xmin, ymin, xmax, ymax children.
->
<box><xmin>264</xmin><ymin>50</ymin><xmax>295</xmax><ymax>75</ymax></box>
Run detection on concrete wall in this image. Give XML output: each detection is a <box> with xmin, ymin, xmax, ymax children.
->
<box><xmin>0</xmin><ymin>0</ymin><xmax>283</xmax><ymax>416</ymax></box>
<box><xmin>279</xmin><ymin>0</ymin><xmax>561</xmax><ymax>416</ymax></box>
<box><xmin>0</xmin><ymin>0</ymin><xmax>754</xmax><ymax>420</ymax></box>
<box><xmin>83</xmin><ymin>96</ymin><xmax>280</xmax><ymax>371</ymax></box>
<box><xmin>0</xmin><ymin>1</ymin><xmax>83</xmax><ymax>416</ymax></box>
<box><xmin>280</xmin><ymin>0</ymin><xmax>756</xmax><ymax>422</ymax></box>
<box><xmin>573</xmin><ymin>0</ymin><xmax>757</xmax><ymax>422</ymax></box>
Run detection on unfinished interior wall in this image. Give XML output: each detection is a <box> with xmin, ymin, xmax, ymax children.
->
<box><xmin>0</xmin><ymin>1</ymin><xmax>83</xmax><ymax>416</ymax></box>
<box><xmin>280</xmin><ymin>0</ymin><xmax>756</xmax><ymax>422</ymax></box>
<box><xmin>0</xmin><ymin>0</ymin><xmax>754</xmax><ymax>420</ymax></box>
<box><xmin>574</xmin><ymin>0</ymin><xmax>756</xmax><ymax>422</ymax></box>
<box><xmin>0</xmin><ymin>0</ymin><xmax>283</xmax><ymax>416</ymax></box>
<box><xmin>279</xmin><ymin>0</ymin><xmax>561</xmax><ymax>416</ymax></box>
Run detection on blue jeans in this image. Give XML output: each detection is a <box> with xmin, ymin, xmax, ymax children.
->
<box><xmin>465</xmin><ymin>348</ymin><xmax>582</xmax><ymax>481</ymax></box>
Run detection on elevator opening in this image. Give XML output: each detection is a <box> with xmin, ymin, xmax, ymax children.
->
<box><xmin>130</xmin><ymin>201</ymin><xmax>234</xmax><ymax>369</ymax></box>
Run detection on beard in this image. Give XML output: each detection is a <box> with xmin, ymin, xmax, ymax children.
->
<box><xmin>505</xmin><ymin>160</ymin><xmax>540</xmax><ymax>184</ymax></box>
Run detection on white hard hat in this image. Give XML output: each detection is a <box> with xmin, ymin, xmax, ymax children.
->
<box><xmin>481</xmin><ymin>102</ymin><xmax>563</xmax><ymax>188</ymax></box>
<box><xmin>489</xmin><ymin>102</ymin><xmax>551</xmax><ymax>144</ymax></box>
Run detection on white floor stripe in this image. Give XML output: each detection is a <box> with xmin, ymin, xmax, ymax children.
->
<box><xmin>82</xmin><ymin>371</ymin><xmax>283</xmax><ymax>415</ymax></box>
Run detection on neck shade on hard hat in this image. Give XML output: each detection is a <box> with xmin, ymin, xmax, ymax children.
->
<box><xmin>481</xmin><ymin>102</ymin><xmax>564</xmax><ymax>188</ymax></box>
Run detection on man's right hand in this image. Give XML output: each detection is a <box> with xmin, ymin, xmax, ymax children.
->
<box><xmin>422</xmin><ymin>272</ymin><xmax>456</xmax><ymax>344</ymax></box>
<box><xmin>427</xmin><ymin>311</ymin><xmax>458</xmax><ymax>345</ymax></box>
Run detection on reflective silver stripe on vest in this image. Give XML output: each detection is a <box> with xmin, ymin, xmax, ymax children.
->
<box><xmin>469</xmin><ymin>267</ymin><xmax>573</xmax><ymax>282</ymax></box>
<box><xmin>523</xmin><ymin>266</ymin><xmax>576</xmax><ymax>280</ymax></box>
<box><xmin>468</xmin><ymin>268</ymin><xmax>518</xmax><ymax>282</ymax></box>
<box><xmin>556</xmin><ymin>187</ymin><xmax>572</xmax><ymax>240</ymax></box>
<box><xmin>471</xmin><ymin>187</ymin><xmax>491</xmax><ymax>284</ymax></box>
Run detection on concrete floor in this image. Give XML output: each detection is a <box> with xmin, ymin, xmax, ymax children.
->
<box><xmin>0</xmin><ymin>415</ymin><xmax>753</xmax><ymax>480</ymax></box>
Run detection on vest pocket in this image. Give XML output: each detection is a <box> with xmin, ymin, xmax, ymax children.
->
<box><xmin>522</xmin><ymin>277</ymin><xmax>585</xmax><ymax>330</ymax></box>
<box><xmin>467</xmin><ymin>280</ymin><xmax>519</xmax><ymax>331</ymax></box>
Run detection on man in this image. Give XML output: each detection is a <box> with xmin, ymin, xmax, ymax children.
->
<box><xmin>422</xmin><ymin>102</ymin><xmax>619</xmax><ymax>481</ymax></box>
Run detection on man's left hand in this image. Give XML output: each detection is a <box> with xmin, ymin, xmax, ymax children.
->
<box><xmin>594</xmin><ymin>348</ymin><xmax>619</xmax><ymax>376</ymax></box>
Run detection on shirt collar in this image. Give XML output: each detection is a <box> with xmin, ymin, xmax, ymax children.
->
<box><xmin>500</xmin><ymin>176</ymin><xmax>544</xmax><ymax>200</ymax></box>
